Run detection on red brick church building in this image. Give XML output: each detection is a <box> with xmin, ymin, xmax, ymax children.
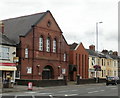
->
<box><xmin>3</xmin><ymin>10</ymin><xmax>69</xmax><ymax>80</ymax></box>
<box><xmin>69</xmin><ymin>43</ymin><xmax>89</xmax><ymax>81</ymax></box>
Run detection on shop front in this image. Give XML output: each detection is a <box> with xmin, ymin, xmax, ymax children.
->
<box><xmin>0</xmin><ymin>63</ymin><xmax>17</xmax><ymax>88</ymax></box>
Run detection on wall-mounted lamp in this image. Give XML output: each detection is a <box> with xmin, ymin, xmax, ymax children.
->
<box><xmin>58</xmin><ymin>66</ymin><xmax>61</xmax><ymax>68</ymax></box>
<box><xmin>38</xmin><ymin>72</ymin><xmax>41</xmax><ymax>75</ymax></box>
<box><xmin>37</xmin><ymin>65</ymin><xmax>40</xmax><ymax>67</ymax></box>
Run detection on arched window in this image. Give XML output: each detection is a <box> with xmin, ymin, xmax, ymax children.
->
<box><xmin>53</xmin><ymin>39</ymin><xmax>57</xmax><ymax>53</ymax></box>
<box><xmin>46</xmin><ymin>37</ymin><xmax>50</xmax><ymax>52</ymax></box>
<box><xmin>39</xmin><ymin>36</ymin><xmax>43</xmax><ymax>51</ymax></box>
<box><xmin>64</xmin><ymin>53</ymin><xmax>67</xmax><ymax>61</ymax></box>
<box><xmin>25</xmin><ymin>48</ymin><xmax>28</xmax><ymax>58</ymax></box>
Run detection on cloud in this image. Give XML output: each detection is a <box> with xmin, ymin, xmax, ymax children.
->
<box><xmin>0</xmin><ymin>0</ymin><xmax>118</xmax><ymax>51</ymax></box>
<box><xmin>105</xmin><ymin>33</ymin><xmax>118</xmax><ymax>41</ymax></box>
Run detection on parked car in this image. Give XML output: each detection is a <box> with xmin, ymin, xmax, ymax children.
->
<box><xmin>106</xmin><ymin>76</ymin><xmax>119</xmax><ymax>86</ymax></box>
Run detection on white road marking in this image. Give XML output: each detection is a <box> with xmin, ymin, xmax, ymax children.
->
<box><xmin>58</xmin><ymin>90</ymin><xmax>69</xmax><ymax>93</ymax></box>
<box><xmin>53</xmin><ymin>94</ymin><xmax>66</xmax><ymax>96</ymax></box>
<box><xmin>88</xmin><ymin>89</ymin><xmax>105</xmax><ymax>94</ymax></box>
<box><xmin>38</xmin><ymin>93</ymin><xmax>52</xmax><ymax>95</ymax></box>
<box><xmin>100</xmin><ymin>90</ymin><xmax>105</xmax><ymax>92</ymax></box>
<box><xmin>25</xmin><ymin>91</ymin><xmax>37</xmax><ymax>94</ymax></box>
<box><xmin>65</xmin><ymin>94</ymin><xmax>68</xmax><ymax>96</ymax></box>
<box><xmin>58</xmin><ymin>89</ymin><xmax>78</xmax><ymax>93</ymax></box>
<box><xmin>111</xmin><ymin>88</ymin><xmax>117</xmax><ymax>89</ymax></box>
<box><xmin>106</xmin><ymin>86</ymin><xmax>117</xmax><ymax>88</ymax></box>
<box><xmin>65</xmin><ymin>94</ymin><xmax>78</xmax><ymax>96</ymax></box>
<box><xmin>15</xmin><ymin>95</ymin><xmax>32</xmax><ymax>96</ymax></box>
<box><xmin>87</xmin><ymin>88</ymin><xmax>95</xmax><ymax>90</ymax></box>
<box><xmin>49</xmin><ymin>95</ymin><xmax>53</xmax><ymax>98</ymax></box>
<box><xmin>25</xmin><ymin>92</ymin><xmax>52</xmax><ymax>95</ymax></box>
<box><xmin>88</xmin><ymin>91</ymin><xmax>99</xmax><ymax>94</ymax></box>
<box><xmin>71</xmin><ymin>90</ymin><xmax>78</xmax><ymax>91</ymax></box>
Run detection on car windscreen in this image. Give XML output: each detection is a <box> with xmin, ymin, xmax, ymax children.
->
<box><xmin>107</xmin><ymin>77</ymin><xmax>114</xmax><ymax>80</ymax></box>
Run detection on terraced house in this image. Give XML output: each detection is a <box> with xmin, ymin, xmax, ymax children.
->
<box><xmin>86</xmin><ymin>45</ymin><xmax>100</xmax><ymax>78</ymax></box>
<box><xmin>102</xmin><ymin>50</ymin><xmax>119</xmax><ymax>78</ymax></box>
<box><xmin>2</xmin><ymin>11</ymin><xmax>69</xmax><ymax>80</ymax></box>
<box><xmin>87</xmin><ymin>45</ymin><xmax>119</xmax><ymax>79</ymax></box>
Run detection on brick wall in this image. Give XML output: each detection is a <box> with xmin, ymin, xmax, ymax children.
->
<box><xmin>16</xmin><ymin>79</ymin><xmax>67</xmax><ymax>87</ymax></box>
<box><xmin>69</xmin><ymin>43</ymin><xmax>89</xmax><ymax>80</ymax></box>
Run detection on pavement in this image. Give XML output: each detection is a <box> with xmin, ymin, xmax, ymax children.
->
<box><xmin>1</xmin><ymin>85</ymin><xmax>45</xmax><ymax>93</ymax></box>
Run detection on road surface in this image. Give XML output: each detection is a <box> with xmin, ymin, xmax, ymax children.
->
<box><xmin>1</xmin><ymin>83</ymin><xmax>119</xmax><ymax>98</ymax></box>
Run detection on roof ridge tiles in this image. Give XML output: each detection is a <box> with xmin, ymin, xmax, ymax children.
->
<box><xmin>2</xmin><ymin>11</ymin><xmax>46</xmax><ymax>21</ymax></box>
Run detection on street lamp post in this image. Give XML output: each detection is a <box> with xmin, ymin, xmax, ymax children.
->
<box><xmin>96</xmin><ymin>22</ymin><xmax>103</xmax><ymax>52</ymax></box>
<box><xmin>95</xmin><ymin>21</ymin><xmax>103</xmax><ymax>83</ymax></box>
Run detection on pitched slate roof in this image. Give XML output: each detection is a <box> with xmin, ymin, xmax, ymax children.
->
<box><xmin>97</xmin><ymin>52</ymin><xmax>106</xmax><ymax>58</ymax></box>
<box><xmin>0</xmin><ymin>33</ymin><xmax>16</xmax><ymax>46</ymax></box>
<box><xmin>109</xmin><ymin>54</ymin><xmax>119</xmax><ymax>60</ymax></box>
<box><xmin>86</xmin><ymin>49</ymin><xmax>120</xmax><ymax>60</ymax></box>
<box><xmin>2</xmin><ymin>11</ymin><xmax>47</xmax><ymax>44</ymax></box>
<box><xmin>86</xmin><ymin>49</ymin><xmax>99</xmax><ymax>57</ymax></box>
<box><xmin>69</xmin><ymin>42</ymin><xmax>78</xmax><ymax>50</ymax></box>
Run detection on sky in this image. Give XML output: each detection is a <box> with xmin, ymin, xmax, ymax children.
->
<box><xmin>0</xmin><ymin>0</ymin><xmax>119</xmax><ymax>52</ymax></box>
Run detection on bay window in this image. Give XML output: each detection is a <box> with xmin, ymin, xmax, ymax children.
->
<box><xmin>0</xmin><ymin>47</ymin><xmax>9</xmax><ymax>60</ymax></box>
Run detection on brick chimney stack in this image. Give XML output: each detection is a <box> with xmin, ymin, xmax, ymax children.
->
<box><xmin>89</xmin><ymin>45</ymin><xmax>95</xmax><ymax>51</ymax></box>
<box><xmin>102</xmin><ymin>49</ymin><xmax>109</xmax><ymax>54</ymax></box>
<box><xmin>0</xmin><ymin>21</ymin><xmax>4</xmax><ymax>34</ymax></box>
<box><xmin>113</xmin><ymin>51</ymin><xmax>118</xmax><ymax>56</ymax></box>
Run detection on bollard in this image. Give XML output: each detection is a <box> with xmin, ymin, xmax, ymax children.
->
<box><xmin>28</xmin><ymin>82</ymin><xmax>33</xmax><ymax>90</ymax></box>
<box><xmin>76</xmin><ymin>75</ymin><xmax>80</xmax><ymax>85</ymax></box>
<box><xmin>63</xmin><ymin>76</ymin><xmax>67</xmax><ymax>85</ymax></box>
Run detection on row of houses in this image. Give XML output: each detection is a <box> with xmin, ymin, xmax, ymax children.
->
<box><xmin>0</xmin><ymin>11</ymin><xmax>119</xmax><ymax>86</ymax></box>
<box><xmin>87</xmin><ymin>45</ymin><xmax>119</xmax><ymax>79</ymax></box>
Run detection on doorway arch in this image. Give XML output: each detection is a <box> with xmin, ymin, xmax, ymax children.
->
<box><xmin>42</xmin><ymin>65</ymin><xmax>54</xmax><ymax>80</ymax></box>
<box><xmin>70</xmin><ymin>67</ymin><xmax>77</xmax><ymax>81</ymax></box>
